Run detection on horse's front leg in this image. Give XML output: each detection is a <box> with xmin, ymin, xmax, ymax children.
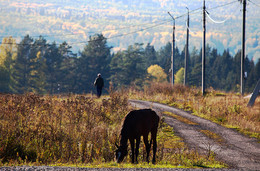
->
<box><xmin>135</xmin><ymin>136</ymin><xmax>140</xmax><ymax>163</ymax></box>
<box><xmin>129</xmin><ymin>138</ymin><xmax>135</xmax><ymax>163</ymax></box>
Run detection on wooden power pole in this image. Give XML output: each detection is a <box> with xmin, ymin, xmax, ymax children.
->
<box><xmin>241</xmin><ymin>0</ymin><xmax>246</xmax><ymax>95</ymax></box>
<box><xmin>168</xmin><ymin>12</ymin><xmax>175</xmax><ymax>85</ymax></box>
<box><xmin>184</xmin><ymin>7</ymin><xmax>189</xmax><ymax>86</ymax></box>
<box><xmin>202</xmin><ymin>0</ymin><xmax>206</xmax><ymax>95</ymax></box>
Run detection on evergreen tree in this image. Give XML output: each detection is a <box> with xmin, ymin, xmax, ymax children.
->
<box><xmin>0</xmin><ymin>37</ymin><xmax>17</xmax><ymax>93</ymax></box>
<box><xmin>28</xmin><ymin>51</ymin><xmax>47</xmax><ymax>93</ymax></box>
<box><xmin>27</xmin><ymin>36</ymin><xmax>48</xmax><ymax>93</ymax></box>
<box><xmin>211</xmin><ymin>49</ymin><xmax>232</xmax><ymax>90</ymax></box>
<box><xmin>157</xmin><ymin>42</ymin><xmax>171</xmax><ymax>81</ymax></box>
<box><xmin>45</xmin><ymin>42</ymin><xmax>63</xmax><ymax>94</ymax></box>
<box><xmin>144</xmin><ymin>43</ymin><xmax>157</xmax><ymax>68</ymax></box>
<box><xmin>58</xmin><ymin>41</ymin><xmax>77</xmax><ymax>93</ymax></box>
<box><xmin>188</xmin><ymin>47</ymin><xmax>201</xmax><ymax>87</ymax></box>
<box><xmin>110</xmin><ymin>43</ymin><xmax>145</xmax><ymax>88</ymax></box>
<box><xmin>244</xmin><ymin>57</ymin><xmax>255</xmax><ymax>92</ymax></box>
<box><xmin>78</xmin><ymin>34</ymin><xmax>111</xmax><ymax>93</ymax></box>
<box><xmin>110</xmin><ymin>51</ymin><xmax>124</xmax><ymax>87</ymax></box>
<box><xmin>12</xmin><ymin>35</ymin><xmax>33</xmax><ymax>93</ymax></box>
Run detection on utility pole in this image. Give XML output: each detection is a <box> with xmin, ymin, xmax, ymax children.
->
<box><xmin>241</xmin><ymin>0</ymin><xmax>246</xmax><ymax>95</ymax></box>
<box><xmin>184</xmin><ymin>7</ymin><xmax>189</xmax><ymax>86</ymax></box>
<box><xmin>168</xmin><ymin>12</ymin><xmax>175</xmax><ymax>85</ymax></box>
<box><xmin>202</xmin><ymin>0</ymin><xmax>206</xmax><ymax>95</ymax></box>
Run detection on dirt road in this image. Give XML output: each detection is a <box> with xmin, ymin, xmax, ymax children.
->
<box><xmin>129</xmin><ymin>100</ymin><xmax>260</xmax><ymax>170</ymax></box>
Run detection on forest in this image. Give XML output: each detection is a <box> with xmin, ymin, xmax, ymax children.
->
<box><xmin>0</xmin><ymin>34</ymin><xmax>259</xmax><ymax>95</ymax></box>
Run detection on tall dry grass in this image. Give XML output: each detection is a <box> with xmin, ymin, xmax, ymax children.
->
<box><xmin>131</xmin><ymin>83</ymin><xmax>260</xmax><ymax>139</ymax></box>
<box><xmin>0</xmin><ymin>91</ymin><xmax>129</xmax><ymax>164</ymax></box>
<box><xmin>0</xmin><ymin>90</ymin><xmax>225</xmax><ymax>168</ymax></box>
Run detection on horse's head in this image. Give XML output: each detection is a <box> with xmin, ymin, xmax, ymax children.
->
<box><xmin>115</xmin><ymin>144</ymin><xmax>127</xmax><ymax>163</ymax></box>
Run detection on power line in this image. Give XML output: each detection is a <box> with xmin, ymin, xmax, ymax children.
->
<box><xmin>206</xmin><ymin>2</ymin><xmax>242</xmax><ymax>24</ymax></box>
<box><xmin>71</xmin><ymin>19</ymin><xmax>172</xmax><ymax>45</ymax></box>
<box><xmin>248</xmin><ymin>0</ymin><xmax>260</xmax><ymax>7</ymax></box>
<box><xmin>206</xmin><ymin>11</ymin><xmax>228</xmax><ymax>23</ymax></box>
<box><xmin>207</xmin><ymin>0</ymin><xmax>238</xmax><ymax>11</ymax></box>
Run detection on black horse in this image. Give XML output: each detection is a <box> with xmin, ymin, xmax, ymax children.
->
<box><xmin>115</xmin><ymin>109</ymin><xmax>160</xmax><ymax>164</ymax></box>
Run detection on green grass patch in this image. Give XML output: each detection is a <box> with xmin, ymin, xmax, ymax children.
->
<box><xmin>163</xmin><ymin>111</ymin><xmax>199</xmax><ymax>125</ymax></box>
<box><xmin>199</xmin><ymin>130</ymin><xmax>225</xmax><ymax>145</ymax></box>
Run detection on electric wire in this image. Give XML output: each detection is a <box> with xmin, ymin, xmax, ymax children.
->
<box><xmin>207</xmin><ymin>0</ymin><xmax>238</xmax><ymax>11</ymax></box>
<box><xmin>248</xmin><ymin>0</ymin><xmax>260</xmax><ymax>7</ymax></box>
<box><xmin>205</xmin><ymin>3</ymin><xmax>241</xmax><ymax>24</ymax></box>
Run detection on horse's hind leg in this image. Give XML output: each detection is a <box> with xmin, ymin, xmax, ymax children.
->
<box><xmin>143</xmin><ymin>134</ymin><xmax>151</xmax><ymax>163</ymax></box>
<box><xmin>135</xmin><ymin>136</ymin><xmax>140</xmax><ymax>163</ymax></box>
<box><xmin>151</xmin><ymin>128</ymin><xmax>158</xmax><ymax>164</ymax></box>
<box><xmin>129</xmin><ymin>138</ymin><xmax>135</xmax><ymax>163</ymax></box>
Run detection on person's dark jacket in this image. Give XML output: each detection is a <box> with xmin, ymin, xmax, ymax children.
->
<box><xmin>94</xmin><ymin>77</ymin><xmax>104</xmax><ymax>88</ymax></box>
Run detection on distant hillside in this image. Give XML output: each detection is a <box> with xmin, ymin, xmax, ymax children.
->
<box><xmin>0</xmin><ymin>0</ymin><xmax>259</xmax><ymax>62</ymax></box>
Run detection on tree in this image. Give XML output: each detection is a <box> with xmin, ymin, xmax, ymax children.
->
<box><xmin>28</xmin><ymin>51</ymin><xmax>47</xmax><ymax>93</ymax></box>
<box><xmin>175</xmin><ymin>67</ymin><xmax>184</xmax><ymax>84</ymax></box>
<box><xmin>58</xmin><ymin>41</ymin><xmax>77</xmax><ymax>93</ymax></box>
<box><xmin>27</xmin><ymin>36</ymin><xmax>48</xmax><ymax>93</ymax></box>
<box><xmin>45</xmin><ymin>42</ymin><xmax>63</xmax><ymax>94</ymax></box>
<box><xmin>157</xmin><ymin>42</ymin><xmax>171</xmax><ymax>78</ymax></box>
<box><xmin>144</xmin><ymin>43</ymin><xmax>157</xmax><ymax>68</ymax></box>
<box><xmin>110</xmin><ymin>43</ymin><xmax>146</xmax><ymax>88</ymax></box>
<box><xmin>110</xmin><ymin>51</ymin><xmax>124</xmax><ymax>87</ymax></box>
<box><xmin>78</xmin><ymin>34</ymin><xmax>112</xmax><ymax>93</ymax></box>
<box><xmin>0</xmin><ymin>37</ymin><xmax>17</xmax><ymax>93</ymax></box>
<box><xmin>147</xmin><ymin>64</ymin><xmax>167</xmax><ymax>83</ymax></box>
<box><xmin>211</xmin><ymin>49</ymin><xmax>232</xmax><ymax>90</ymax></box>
<box><xmin>12</xmin><ymin>35</ymin><xmax>33</xmax><ymax>93</ymax></box>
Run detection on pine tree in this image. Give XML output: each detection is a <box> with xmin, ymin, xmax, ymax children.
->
<box><xmin>144</xmin><ymin>43</ymin><xmax>157</xmax><ymax>68</ymax></box>
<box><xmin>78</xmin><ymin>34</ymin><xmax>111</xmax><ymax>93</ymax></box>
<box><xmin>157</xmin><ymin>42</ymin><xmax>171</xmax><ymax>81</ymax></box>
<box><xmin>45</xmin><ymin>42</ymin><xmax>63</xmax><ymax>94</ymax></box>
<box><xmin>28</xmin><ymin>51</ymin><xmax>47</xmax><ymax>93</ymax></box>
<box><xmin>110</xmin><ymin>43</ymin><xmax>145</xmax><ymax>88</ymax></box>
<box><xmin>0</xmin><ymin>37</ymin><xmax>17</xmax><ymax>93</ymax></box>
<box><xmin>12</xmin><ymin>35</ymin><xmax>33</xmax><ymax>93</ymax></box>
<box><xmin>58</xmin><ymin>41</ymin><xmax>77</xmax><ymax>93</ymax></box>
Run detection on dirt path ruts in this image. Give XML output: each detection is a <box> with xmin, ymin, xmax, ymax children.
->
<box><xmin>129</xmin><ymin>100</ymin><xmax>260</xmax><ymax>170</ymax></box>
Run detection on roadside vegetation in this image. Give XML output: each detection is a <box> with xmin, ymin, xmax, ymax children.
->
<box><xmin>130</xmin><ymin>83</ymin><xmax>260</xmax><ymax>140</ymax></box>
<box><xmin>0</xmin><ymin>88</ymin><xmax>226</xmax><ymax>168</ymax></box>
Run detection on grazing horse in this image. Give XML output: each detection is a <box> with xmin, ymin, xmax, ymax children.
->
<box><xmin>115</xmin><ymin>109</ymin><xmax>160</xmax><ymax>164</ymax></box>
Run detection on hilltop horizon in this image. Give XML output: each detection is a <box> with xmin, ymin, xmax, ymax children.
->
<box><xmin>0</xmin><ymin>0</ymin><xmax>259</xmax><ymax>62</ymax></box>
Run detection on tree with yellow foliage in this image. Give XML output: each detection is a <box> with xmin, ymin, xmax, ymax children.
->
<box><xmin>175</xmin><ymin>67</ymin><xmax>184</xmax><ymax>84</ymax></box>
<box><xmin>147</xmin><ymin>64</ymin><xmax>167</xmax><ymax>82</ymax></box>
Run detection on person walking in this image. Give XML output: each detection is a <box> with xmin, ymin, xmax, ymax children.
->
<box><xmin>94</xmin><ymin>73</ymin><xmax>104</xmax><ymax>97</ymax></box>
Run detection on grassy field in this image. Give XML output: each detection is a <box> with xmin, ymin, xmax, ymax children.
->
<box><xmin>0</xmin><ymin>88</ymin><xmax>226</xmax><ymax>168</ymax></box>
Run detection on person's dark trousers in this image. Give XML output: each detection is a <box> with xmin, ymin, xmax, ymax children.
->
<box><xmin>97</xmin><ymin>87</ymin><xmax>102</xmax><ymax>97</ymax></box>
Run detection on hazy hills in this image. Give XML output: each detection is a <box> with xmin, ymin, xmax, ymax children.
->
<box><xmin>0</xmin><ymin>0</ymin><xmax>259</xmax><ymax>62</ymax></box>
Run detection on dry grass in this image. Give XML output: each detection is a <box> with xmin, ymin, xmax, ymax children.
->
<box><xmin>0</xmin><ymin>89</ymin><xmax>226</xmax><ymax>168</ymax></box>
<box><xmin>0</xmin><ymin>91</ymin><xmax>129</xmax><ymax>165</ymax></box>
